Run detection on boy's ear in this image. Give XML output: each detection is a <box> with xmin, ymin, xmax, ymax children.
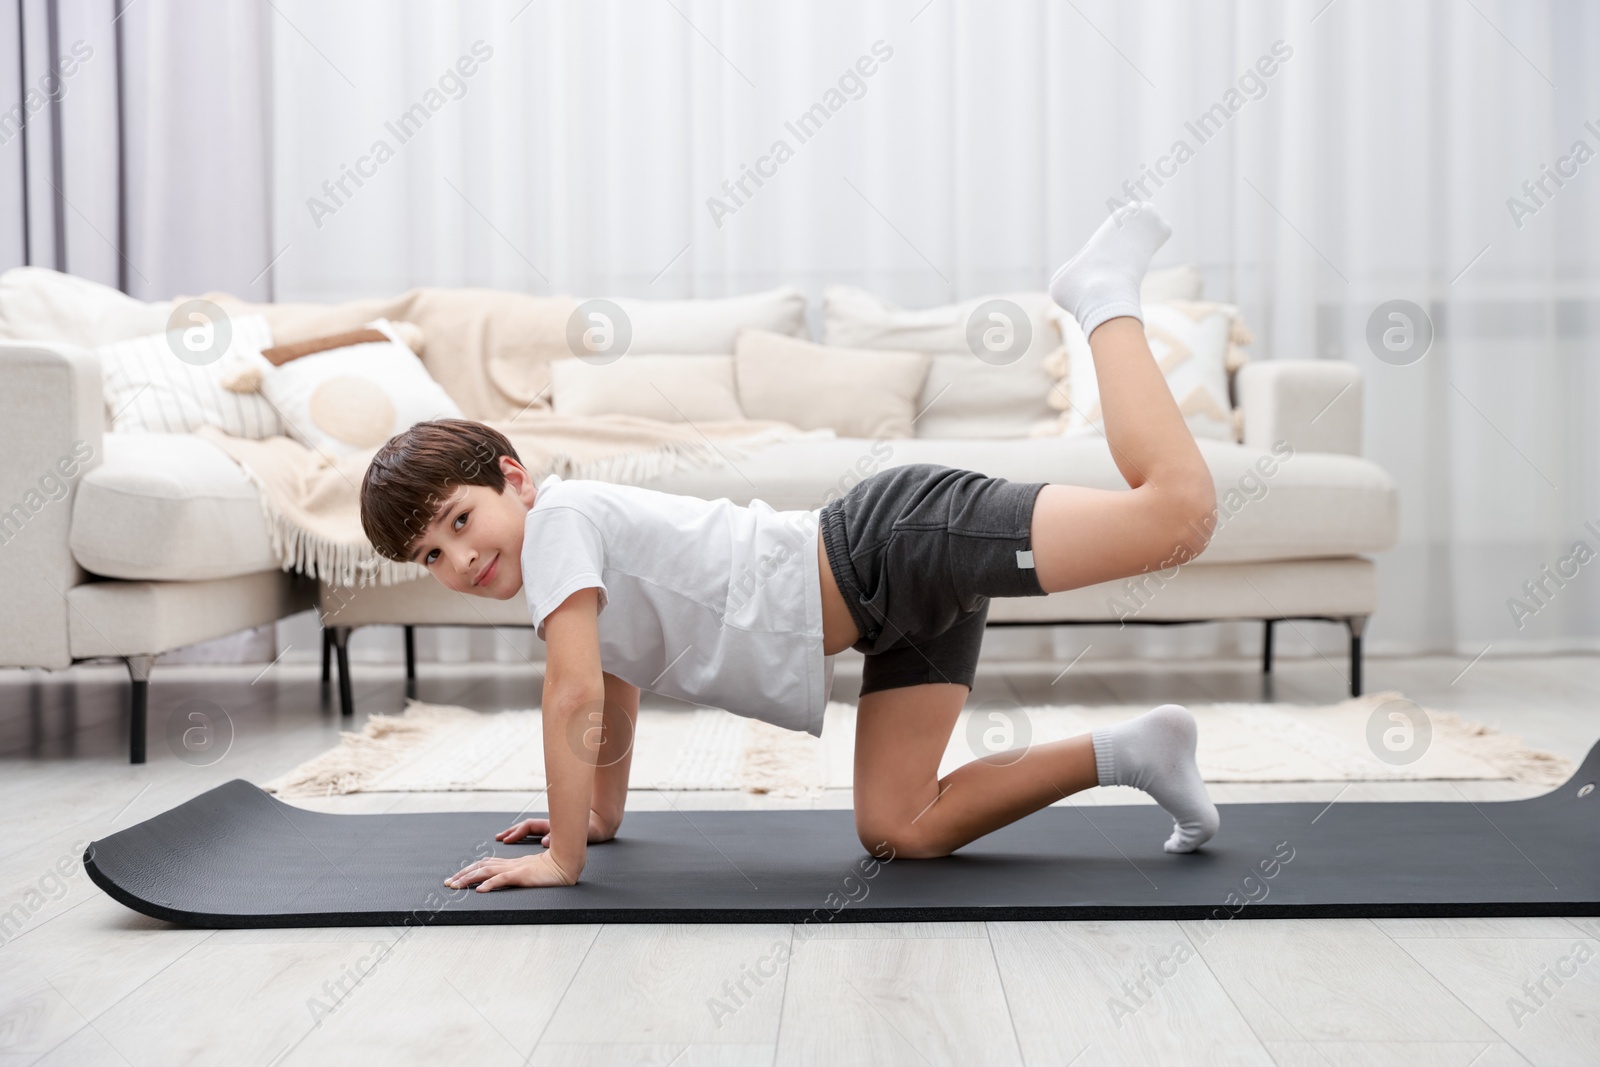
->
<box><xmin>502</xmin><ymin>455</ymin><xmax>537</xmax><ymax>505</ymax></box>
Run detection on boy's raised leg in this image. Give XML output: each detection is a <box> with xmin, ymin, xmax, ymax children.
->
<box><xmin>1028</xmin><ymin>201</ymin><xmax>1218</xmax><ymax>595</ymax></box>
<box><xmin>854</xmin><ymin>201</ymin><xmax>1221</xmax><ymax>858</ymax></box>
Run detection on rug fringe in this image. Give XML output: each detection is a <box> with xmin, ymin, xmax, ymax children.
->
<box><xmin>738</xmin><ymin>717</ymin><xmax>824</xmax><ymax>799</ymax></box>
<box><xmin>1338</xmin><ymin>689</ymin><xmax>1577</xmax><ymax>787</ymax></box>
<box><xmin>262</xmin><ymin>693</ymin><xmax>1579</xmax><ymax>798</ymax></box>
<box><xmin>1427</xmin><ymin>707</ymin><xmax>1577</xmax><ymax>787</ymax></box>
<box><xmin>263</xmin><ymin>700</ymin><xmax>477</xmax><ymax>797</ymax></box>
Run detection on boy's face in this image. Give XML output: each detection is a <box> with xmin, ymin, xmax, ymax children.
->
<box><xmin>408</xmin><ymin>456</ymin><xmax>536</xmax><ymax>600</ymax></box>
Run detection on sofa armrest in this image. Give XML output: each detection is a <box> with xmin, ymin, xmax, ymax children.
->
<box><xmin>1236</xmin><ymin>359</ymin><xmax>1363</xmax><ymax>457</ymax></box>
<box><xmin>0</xmin><ymin>341</ymin><xmax>105</xmax><ymax>668</ymax></box>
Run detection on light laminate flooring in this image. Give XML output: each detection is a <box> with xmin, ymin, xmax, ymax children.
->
<box><xmin>0</xmin><ymin>651</ymin><xmax>1596</xmax><ymax>1066</ymax></box>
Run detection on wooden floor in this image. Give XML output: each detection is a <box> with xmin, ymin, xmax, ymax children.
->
<box><xmin>0</xmin><ymin>650</ymin><xmax>1596</xmax><ymax>1066</ymax></box>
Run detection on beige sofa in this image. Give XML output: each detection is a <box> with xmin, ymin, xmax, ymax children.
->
<box><xmin>0</xmin><ymin>269</ymin><xmax>1397</xmax><ymax>763</ymax></box>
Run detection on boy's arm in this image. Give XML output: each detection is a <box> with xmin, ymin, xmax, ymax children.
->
<box><xmin>446</xmin><ymin>586</ymin><xmax>605</xmax><ymax>892</ymax></box>
<box><xmin>591</xmin><ymin>672</ymin><xmax>639</xmax><ymax>839</ymax></box>
<box><xmin>493</xmin><ymin>669</ymin><xmax>637</xmax><ymax>847</ymax></box>
<box><xmin>538</xmin><ymin>586</ymin><xmax>607</xmax><ymax>881</ymax></box>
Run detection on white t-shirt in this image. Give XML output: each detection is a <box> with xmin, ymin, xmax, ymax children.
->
<box><xmin>520</xmin><ymin>474</ymin><xmax>836</xmax><ymax>736</ymax></box>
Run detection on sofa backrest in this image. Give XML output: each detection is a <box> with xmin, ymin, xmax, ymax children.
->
<box><xmin>0</xmin><ymin>265</ymin><xmax>1249</xmax><ymax>440</ymax></box>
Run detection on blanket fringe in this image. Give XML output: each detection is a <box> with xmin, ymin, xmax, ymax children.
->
<box><xmin>558</xmin><ymin>424</ymin><xmax>832</xmax><ymax>484</ymax></box>
<box><xmin>239</xmin><ymin>467</ymin><xmax>427</xmax><ymax>588</ymax></box>
<box><xmin>241</xmin><ymin>423</ymin><xmax>832</xmax><ymax>588</ymax></box>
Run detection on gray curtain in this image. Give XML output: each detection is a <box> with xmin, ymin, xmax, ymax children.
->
<box><xmin>0</xmin><ymin>0</ymin><xmax>273</xmax><ymax>301</ymax></box>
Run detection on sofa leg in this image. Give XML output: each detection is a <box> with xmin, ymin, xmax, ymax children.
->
<box><xmin>125</xmin><ymin>654</ymin><xmax>154</xmax><ymax>764</ymax></box>
<box><xmin>1261</xmin><ymin>619</ymin><xmax>1274</xmax><ymax>675</ymax></box>
<box><xmin>404</xmin><ymin>625</ymin><xmax>417</xmax><ymax>696</ymax></box>
<box><xmin>320</xmin><ymin>626</ymin><xmax>332</xmax><ymax>686</ymax></box>
<box><xmin>1346</xmin><ymin>615</ymin><xmax>1368</xmax><ymax>697</ymax></box>
<box><xmin>330</xmin><ymin>627</ymin><xmax>355</xmax><ymax>717</ymax></box>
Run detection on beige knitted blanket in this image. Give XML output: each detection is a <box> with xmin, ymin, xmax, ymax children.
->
<box><xmin>190</xmin><ymin>286</ymin><xmax>818</xmax><ymax>586</ymax></box>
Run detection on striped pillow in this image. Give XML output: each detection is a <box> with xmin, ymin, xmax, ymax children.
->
<box><xmin>97</xmin><ymin>314</ymin><xmax>282</xmax><ymax>438</ymax></box>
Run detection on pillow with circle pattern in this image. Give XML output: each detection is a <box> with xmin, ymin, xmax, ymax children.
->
<box><xmin>257</xmin><ymin>318</ymin><xmax>463</xmax><ymax>457</ymax></box>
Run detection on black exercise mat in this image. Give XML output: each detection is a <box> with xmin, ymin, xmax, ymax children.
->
<box><xmin>85</xmin><ymin>739</ymin><xmax>1600</xmax><ymax>927</ymax></box>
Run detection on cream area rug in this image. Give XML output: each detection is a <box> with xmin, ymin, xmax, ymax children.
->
<box><xmin>263</xmin><ymin>691</ymin><xmax>1577</xmax><ymax>799</ymax></box>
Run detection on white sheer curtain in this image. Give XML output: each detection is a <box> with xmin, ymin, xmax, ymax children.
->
<box><xmin>37</xmin><ymin>0</ymin><xmax>1594</xmax><ymax>664</ymax></box>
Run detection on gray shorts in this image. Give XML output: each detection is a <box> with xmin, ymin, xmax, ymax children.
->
<box><xmin>818</xmin><ymin>463</ymin><xmax>1050</xmax><ymax>695</ymax></box>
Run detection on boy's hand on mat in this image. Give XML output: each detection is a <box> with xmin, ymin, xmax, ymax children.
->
<box><xmin>444</xmin><ymin>851</ymin><xmax>577</xmax><ymax>891</ymax></box>
<box><xmin>495</xmin><ymin>811</ymin><xmax>614</xmax><ymax>846</ymax></box>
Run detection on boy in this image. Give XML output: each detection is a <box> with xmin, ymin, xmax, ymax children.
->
<box><xmin>359</xmin><ymin>201</ymin><xmax>1221</xmax><ymax>892</ymax></box>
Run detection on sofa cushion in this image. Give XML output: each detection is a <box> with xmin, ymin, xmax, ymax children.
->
<box><xmin>1140</xmin><ymin>264</ymin><xmax>1204</xmax><ymax>303</ymax></box>
<box><xmin>70</xmin><ymin>433</ymin><xmax>278</xmax><ymax>581</ymax></box>
<box><xmin>820</xmin><ymin>268</ymin><xmax>1206</xmax><ymax>443</ymax></box>
<box><xmin>988</xmin><ymin>557</ymin><xmax>1378</xmax><ymax>624</ymax></box>
<box><xmin>67</xmin><ymin>429</ymin><xmax>1395</xmax><ymax>585</ymax></box>
<box><xmin>734</xmin><ymin>329</ymin><xmax>930</xmax><ymax>439</ymax></box>
<box><xmin>630</xmin><ymin>435</ymin><xmax>1398</xmax><ymax>565</ymax></box>
<box><xmin>608</xmin><ymin>285</ymin><xmax>809</xmax><ymax>353</ymax></box>
<box><xmin>822</xmin><ymin>287</ymin><xmax>1061</xmax><ymax>440</ymax></box>
<box><xmin>68</xmin><ymin>569</ymin><xmax>311</xmax><ymax>659</ymax></box>
<box><xmin>550</xmin><ymin>354</ymin><xmax>745</xmax><ymax>422</ymax></box>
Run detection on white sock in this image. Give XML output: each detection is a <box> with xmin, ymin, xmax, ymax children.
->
<box><xmin>1048</xmin><ymin>200</ymin><xmax>1172</xmax><ymax>339</ymax></box>
<box><xmin>1091</xmin><ymin>703</ymin><xmax>1219</xmax><ymax>853</ymax></box>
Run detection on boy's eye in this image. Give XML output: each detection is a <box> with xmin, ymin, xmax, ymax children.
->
<box><xmin>424</xmin><ymin>548</ymin><xmax>438</xmax><ymax>565</ymax></box>
<box><xmin>422</xmin><ymin>508</ymin><xmax>467</xmax><ymax>566</ymax></box>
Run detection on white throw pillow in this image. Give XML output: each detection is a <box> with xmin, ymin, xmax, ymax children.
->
<box><xmin>550</xmin><ymin>355</ymin><xmax>745</xmax><ymax>422</ymax></box>
<box><xmin>735</xmin><ymin>329</ymin><xmax>929</xmax><ymax>439</ymax></box>
<box><xmin>260</xmin><ymin>318</ymin><xmax>463</xmax><ymax>457</ymax></box>
<box><xmin>98</xmin><ymin>313</ymin><xmax>282</xmax><ymax>438</ymax></box>
<box><xmin>0</xmin><ymin>266</ymin><xmax>173</xmax><ymax>346</ymax></box>
<box><xmin>1140</xmin><ymin>264</ymin><xmax>1204</xmax><ymax>303</ymax></box>
<box><xmin>598</xmin><ymin>285</ymin><xmax>809</xmax><ymax>354</ymax></box>
<box><xmin>1045</xmin><ymin>301</ymin><xmax>1242</xmax><ymax>442</ymax></box>
<box><xmin>822</xmin><ymin>287</ymin><xmax>1063</xmax><ymax>440</ymax></box>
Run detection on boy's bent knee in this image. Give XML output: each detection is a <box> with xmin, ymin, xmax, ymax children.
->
<box><xmin>856</xmin><ymin>822</ymin><xmax>949</xmax><ymax>861</ymax></box>
<box><xmin>1177</xmin><ymin>488</ymin><xmax>1219</xmax><ymax>559</ymax></box>
<box><xmin>1150</xmin><ymin>481</ymin><xmax>1217</xmax><ymax>567</ymax></box>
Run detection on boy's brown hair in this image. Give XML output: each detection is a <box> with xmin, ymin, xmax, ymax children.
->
<box><xmin>361</xmin><ymin>419</ymin><xmax>523</xmax><ymax>563</ymax></box>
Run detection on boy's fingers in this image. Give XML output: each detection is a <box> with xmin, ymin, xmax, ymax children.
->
<box><xmin>500</xmin><ymin>818</ymin><xmax>548</xmax><ymax>842</ymax></box>
<box><xmin>447</xmin><ymin>860</ymin><xmax>501</xmax><ymax>887</ymax></box>
<box><xmin>477</xmin><ymin>874</ymin><xmax>507</xmax><ymax>892</ymax></box>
